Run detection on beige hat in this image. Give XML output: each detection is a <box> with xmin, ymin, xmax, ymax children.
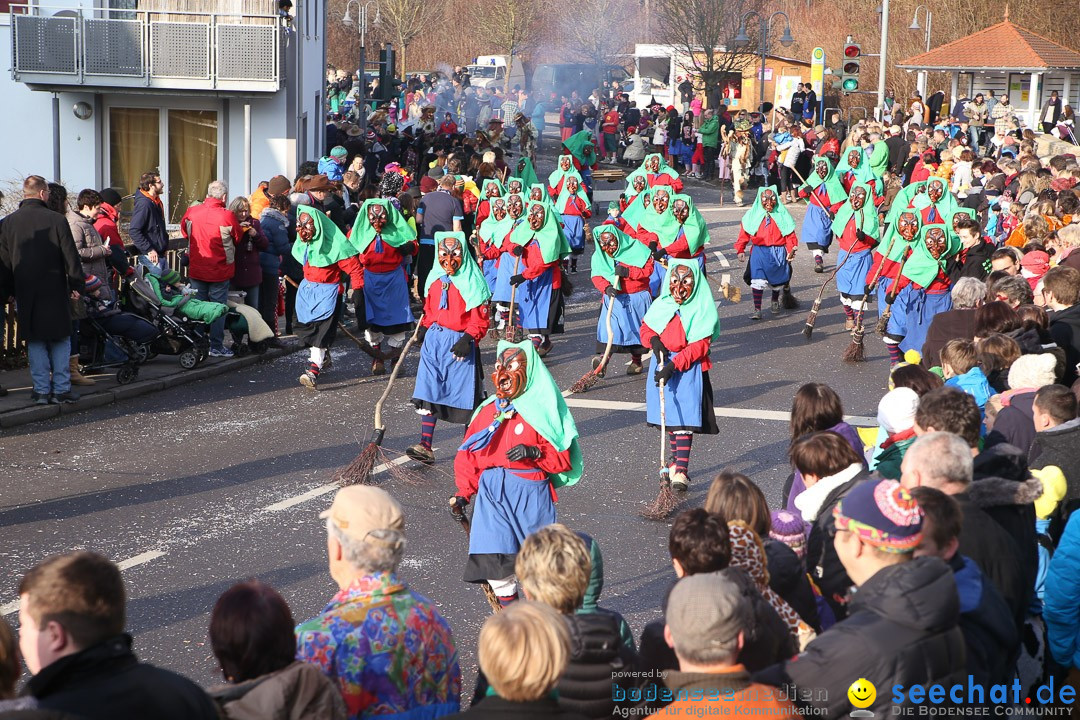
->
<box><xmin>320</xmin><ymin>486</ymin><xmax>405</xmax><ymax>548</ymax></box>
<box><xmin>890</xmin><ymin>125</ymin><xmax>902</xmax><ymax>136</ymax></box>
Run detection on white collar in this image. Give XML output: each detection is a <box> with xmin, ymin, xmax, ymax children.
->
<box><xmin>794</xmin><ymin>463</ymin><xmax>864</xmax><ymax>522</ymax></box>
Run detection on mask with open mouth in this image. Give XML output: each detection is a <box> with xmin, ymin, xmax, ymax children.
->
<box><xmin>437</xmin><ymin>235</ymin><xmax>463</xmax><ymax>275</ymax></box>
<box><xmin>653</xmin><ymin>189</ymin><xmax>670</xmax><ymax>213</ymax></box>
<box><xmin>367</xmin><ymin>203</ymin><xmax>388</xmax><ymax>234</ymax></box>
<box><xmin>670</xmin><ymin>264</ymin><xmax>695</xmax><ymax>304</ymax></box>
<box><xmin>599</xmin><ymin>231</ymin><xmax>619</xmax><ymax>257</ymax></box>
<box><xmin>632</xmin><ymin>176</ymin><xmax>646</xmax><ymax>193</ymax></box>
<box><xmin>646</xmin><ymin>156</ymin><xmax>660</xmax><ymax>173</ymax></box>
<box><xmin>491</xmin><ymin>198</ymin><xmax>507</xmax><ymax>221</ymax></box>
<box><xmin>508</xmin><ymin>195</ymin><xmax>524</xmax><ymax>219</ymax></box>
<box><xmin>672</xmin><ymin>199</ymin><xmax>689</xmax><ymax>224</ymax></box>
<box><xmin>850</xmin><ymin>187</ymin><xmax>867</xmax><ymax>211</ymax></box>
<box><xmin>297</xmin><ymin>213</ymin><xmax>316</xmax><ymax>242</ymax></box>
<box><xmin>567</xmin><ymin>178</ymin><xmax>580</xmax><ymax>195</ymax></box>
<box><xmin>816</xmin><ymin>161</ymin><xmax>829</xmax><ymax>179</ymax></box>
<box><xmin>898</xmin><ymin>212</ymin><xmax>919</xmax><ymax>241</ymax></box>
<box><xmin>528</xmin><ymin>203</ymin><xmax>546</xmax><ymax>231</ymax></box>
<box><xmin>492</xmin><ymin>347</ymin><xmax>527</xmax><ymax>399</ymax></box>
<box><xmin>924</xmin><ymin>227</ymin><xmax>947</xmax><ymax>259</ymax></box>
<box><xmin>761</xmin><ymin>190</ymin><xmax>777</xmax><ymax>213</ymax></box>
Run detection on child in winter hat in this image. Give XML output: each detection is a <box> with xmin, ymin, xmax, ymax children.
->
<box><xmin>769</xmin><ymin>510</ymin><xmax>807</xmax><ymax>559</ymax></box>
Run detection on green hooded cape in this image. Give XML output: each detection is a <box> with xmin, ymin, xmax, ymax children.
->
<box><xmin>831</xmin><ymin>181</ymin><xmax>881</xmax><ymax>238</ymax></box>
<box><xmin>514</xmin><ymin>157</ymin><xmax>540</xmax><ymax>189</ymax></box>
<box><xmin>555</xmin><ymin>175</ymin><xmax>590</xmax><ymax>214</ymax></box>
<box><xmin>590</xmin><ymin>225</ymin><xmax>652</xmax><ymax>288</ymax></box>
<box><xmin>478</xmin><ymin>198</ymin><xmax>514</xmax><ymax>246</ymax></box>
<box><xmin>510</xmin><ymin>199</ymin><xmax>571</xmax><ymax>263</ymax></box>
<box><xmin>884</xmin><ymin>181</ymin><xmax>927</xmax><ymax>226</ymax></box>
<box><xmin>563</xmin><ymin>130</ymin><xmax>597</xmax><ymax>167</ymax></box>
<box><xmin>477</xmin><ymin>178</ymin><xmax>505</xmax><ymax>208</ymax></box>
<box><xmin>801</xmin><ymin>156</ymin><xmax>849</xmax><ymax>204</ymax></box>
<box><xmin>626</xmin><ymin>153</ymin><xmax>680</xmax><ymax>190</ymax></box>
<box><xmin>547</xmin><ymin>155</ymin><xmax>575</xmax><ymax>188</ymax></box>
<box><xmin>879</xmin><ymin>210</ymin><xmax>922</xmax><ymax>264</ymax></box>
<box><xmin>424</xmin><ymin>231</ymin><xmax>492</xmax><ymax>311</ymax></box>
<box><xmin>470</xmin><ymin>339</ymin><xmax>583</xmax><ymax>488</ymax></box>
<box><xmin>902</xmin><ymin>226</ymin><xmax>961</xmax><ymax>288</ymax></box>
<box><xmin>668</xmin><ymin>194</ymin><xmax>709</xmax><ymax>253</ymax></box>
<box><xmin>530</xmin><ymin>182</ymin><xmax>554</xmax><ymax>203</ymax></box>
<box><xmin>741</xmin><ymin>186</ymin><xmax>796</xmax><ymax>236</ymax></box>
<box><xmin>619</xmin><ymin>189</ymin><xmax>652</xmax><ymax>230</ymax></box>
<box><xmin>350</xmin><ymin>199</ymin><xmax>416</xmax><ymax>252</ymax></box>
<box><xmin>642</xmin><ymin>258</ymin><xmax>721</xmax><ymax>343</ymax></box>
<box><xmin>944</xmin><ymin>207</ymin><xmax>976</xmax><ymax>235</ymax></box>
<box><xmin>911</xmin><ymin>177</ymin><xmax>960</xmax><ymax>217</ymax></box>
<box><xmin>291</xmin><ymin>205</ymin><xmax>361</xmax><ymax>268</ymax></box>
<box><xmin>841</xmin><ymin>148</ymin><xmax>879</xmax><ymax>187</ymax></box>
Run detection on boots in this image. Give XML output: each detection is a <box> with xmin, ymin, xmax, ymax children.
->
<box><xmin>69</xmin><ymin>356</ymin><xmax>95</xmax><ymax>386</ymax></box>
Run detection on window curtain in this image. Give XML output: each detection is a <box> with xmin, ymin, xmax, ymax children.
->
<box><xmin>109</xmin><ymin>107</ymin><xmax>160</xmax><ymax>212</ymax></box>
<box><xmin>167</xmin><ymin>109</ymin><xmax>218</xmax><ymax>223</ymax></box>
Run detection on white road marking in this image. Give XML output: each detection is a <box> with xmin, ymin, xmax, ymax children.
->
<box><xmin>563</xmin><ymin>397</ymin><xmax>875</xmax><ymax>426</ymax></box>
<box><xmin>262</xmin><ymin>454</ymin><xmax>412</xmax><ymax>512</ymax></box>
<box><xmin>712</xmin><ymin>250</ymin><xmax>731</xmax><ymax>269</ymax></box>
<box><xmin>1</xmin><ymin>549</ymin><xmax>167</xmax><ymax>617</ymax></box>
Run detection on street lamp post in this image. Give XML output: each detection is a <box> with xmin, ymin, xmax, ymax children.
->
<box><xmin>734</xmin><ymin>11</ymin><xmax>795</xmax><ymax>113</ymax></box>
<box><xmin>343</xmin><ymin>0</ymin><xmax>378</xmax><ymax>129</ymax></box>
<box><xmin>909</xmin><ymin>5</ymin><xmax>932</xmax><ymax>97</ymax></box>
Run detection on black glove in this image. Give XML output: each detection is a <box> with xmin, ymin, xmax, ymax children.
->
<box><xmin>451</xmin><ymin>335</ymin><xmax>473</xmax><ymax>358</ymax></box>
<box><xmin>449</xmin><ymin>496</ymin><xmax>469</xmax><ymax>519</ymax></box>
<box><xmin>614</xmin><ymin>265</ymin><xmax>629</xmax><ymax>278</ymax></box>
<box><xmin>603</xmin><ymin>285</ymin><xmax>619</xmax><ymax>297</ymax></box>
<box><xmin>654</xmin><ymin>361</ymin><xmax>676</xmax><ymax>386</ymax></box>
<box><xmin>511</xmin><ymin>244</ymin><xmax>526</xmax><ymax>257</ymax></box>
<box><xmin>510</xmin><ymin>273</ymin><xmax>526</xmax><ymax>286</ymax></box>
<box><xmin>648</xmin><ymin>240</ymin><xmax>659</xmax><ymax>253</ymax></box>
<box><xmin>650</xmin><ymin>335</ymin><xmax>666</xmax><ymax>357</ymax></box>
<box><xmin>864</xmin><ymin>282</ymin><xmax>877</xmax><ymax>295</ymax></box>
<box><xmin>885</xmin><ymin>291</ymin><xmax>898</xmax><ymax>305</ymax></box>
<box><xmin>506</xmin><ymin>444</ymin><xmax>542</xmax><ymax>461</ymax></box>
<box><xmin>652</xmin><ymin>246</ymin><xmax>667</xmax><ymax>262</ymax></box>
<box><xmin>401</xmin><ymin>243</ymin><xmax>418</xmax><ymax>256</ymax></box>
<box><xmin>415</xmin><ymin>324</ymin><xmax>428</xmax><ymax>344</ymax></box>
<box><xmin>856</xmin><ymin>229</ymin><xmax>868</xmax><ymax>244</ymax></box>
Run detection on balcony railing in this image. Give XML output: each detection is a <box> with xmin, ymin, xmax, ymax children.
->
<box><xmin>9</xmin><ymin>4</ymin><xmax>282</xmax><ymax>92</ymax></box>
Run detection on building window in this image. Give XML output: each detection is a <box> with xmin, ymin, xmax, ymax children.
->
<box><xmin>167</xmin><ymin>109</ymin><xmax>218</xmax><ymax>223</ymax></box>
<box><xmin>109</xmin><ymin>107</ymin><xmax>160</xmax><ymax>212</ymax></box>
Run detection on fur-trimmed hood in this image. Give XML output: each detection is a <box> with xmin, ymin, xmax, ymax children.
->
<box><xmin>969</xmin><ymin>443</ymin><xmax>1042</xmax><ymax>508</ymax></box>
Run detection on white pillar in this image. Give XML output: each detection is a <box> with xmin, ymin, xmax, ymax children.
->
<box><xmin>917</xmin><ymin>71</ymin><xmax>927</xmax><ymax>97</ymax></box>
<box><xmin>1064</xmin><ymin>73</ymin><xmax>1072</xmax><ymax>109</ymax></box>
<box><xmin>1028</xmin><ymin>72</ymin><xmax>1041</xmax><ymax>130</ymax></box>
<box><xmin>949</xmin><ymin>72</ymin><xmax>959</xmax><ymax>111</ymax></box>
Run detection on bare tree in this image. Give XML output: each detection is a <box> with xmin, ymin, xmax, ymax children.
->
<box><xmin>472</xmin><ymin>0</ymin><xmax>543</xmax><ymax>91</ymax></box>
<box><xmin>376</xmin><ymin>0</ymin><xmax>443</xmax><ymax>77</ymax></box>
<box><xmin>654</xmin><ymin>0</ymin><xmax>761</xmax><ymax>100</ymax></box>
<box><xmin>558</xmin><ymin>0</ymin><xmax>636</xmax><ymax>74</ymax></box>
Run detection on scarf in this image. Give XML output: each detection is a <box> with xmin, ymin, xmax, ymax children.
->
<box><xmin>514</xmin><ymin>157</ymin><xmax>540</xmax><ymax>188</ymax></box>
<box><xmin>727</xmin><ymin>521</ymin><xmax>808</xmax><ymax>636</ymax></box>
<box><xmin>510</xmin><ymin>199</ymin><xmax>571</xmax><ymax>263</ymax></box>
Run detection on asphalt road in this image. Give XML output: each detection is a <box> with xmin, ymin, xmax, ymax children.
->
<box><xmin>0</xmin><ymin>158</ymin><xmax>891</xmax><ymax>693</ymax></box>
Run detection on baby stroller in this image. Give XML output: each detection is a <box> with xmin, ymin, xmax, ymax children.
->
<box><xmin>76</xmin><ymin>296</ymin><xmax>155</xmax><ymax>385</ymax></box>
<box><xmin>122</xmin><ymin>266</ymin><xmax>211</xmax><ymax>369</ymax></box>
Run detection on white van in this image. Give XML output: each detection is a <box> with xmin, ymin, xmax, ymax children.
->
<box><xmin>467</xmin><ymin>55</ymin><xmax>526</xmax><ymax>91</ymax></box>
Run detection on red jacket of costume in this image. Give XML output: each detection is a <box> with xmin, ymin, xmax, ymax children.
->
<box><xmin>797</xmin><ymin>185</ymin><xmax>845</xmax><ymax>214</ymax></box>
<box><xmin>591</xmin><ymin>258</ymin><xmax>655</xmax><ymax>296</ymax></box>
<box><xmin>664</xmin><ymin>226</ymin><xmax>706</xmax><ymax>260</ymax></box>
<box><xmin>475</xmin><ymin>199</ymin><xmax>493</xmax><ymax>229</ymax></box>
<box><xmin>421</xmin><ymin>281</ymin><xmax>490</xmax><ymax>340</ymax></box>
<box><xmin>836</xmin><ymin>217</ymin><xmax>878</xmax><ymax>254</ymax></box>
<box><xmin>559</xmin><ymin>196</ymin><xmax>592</xmax><ymax>218</ymax></box>
<box><xmin>520</xmin><ymin>239</ymin><xmax>562</xmax><ymax>289</ymax></box>
<box><xmin>919</xmin><ymin>205</ymin><xmax>948</xmax><ymax>226</ymax></box>
<box><xmin>640</xmin><ymin>316</ymin><xmax>712</xmax><ymax>373</ymax></box>
<box><xmin>303</xmin><ymin>255</ymin><xmax>365</xmax><ymax>291</ymax></box>
<box><xmin>891</xmin><ymin>267</ymin><xmax>951</xmax><ymax>295</ymax></box>
<box><xmin>359</xmin><ymin>237</ymin><xmax>417</xmax><ymax>274</ymax></box>
<box><xmin>94</xmin><ymin>203</ymin><xmax>123</xmax><ymax>249</ymax></box>
<box><xmin>734</xmin><ymin>218</ymin><xmax>798</xmax><ymax>255</ymax></box>
<box><xmin>453</xmin><ymin>403</ymin><xmax>572</xmax><ymax>500</ymax></box>
<box><xmin>648</xmin><ymin>173</ymin><xmax>684</xmax><ymax>193</ymax></box>
<box><xmin>180</xmin><ymin>196</ymin><xmax>242</xmax><ymax>283</ymax></box>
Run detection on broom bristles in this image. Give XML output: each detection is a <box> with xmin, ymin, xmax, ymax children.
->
<box><xmin>337</xmin><ymin>442</ymin><xmax>380</xmax><ymax>485</ymax></box>
<box><xmin>842</xmin><ymin>327</ymin><xmax>866</xmax><ymax>362</ymax></box>
<box><xmin>568</xmin><ymin>372</ymin><xmax>601</xmax><ymax>394</ymax></box>
<box><xmin>640</xmin><ymin>481</ymin><xmax>681</xmax><ymax>520</ymax></box>
<box><xmin>874</xmin><ymin>310</ymin><xmax>891</xmax><ymax>336</ymax></box>
<box><xmin>802</xmin><ymin>299</ymin><xmax>822</xmax><ymax>340</ymax></box>
<box><xmin>782</xmin><ymin>288</ymin><xmax>800</xmax><ymax>309</ymax></box>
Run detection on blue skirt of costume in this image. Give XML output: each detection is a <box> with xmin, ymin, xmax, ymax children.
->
<box><xmin>518</xmin><ymin>266</ymin><xmax>563</xmax><ymax>334</ymax></box>
<box><xmin>876</xmin><ymin>277</ymin><xmax>893</xmax><ymax>318</ymax></box>
<box><xmin>562</xmin><ymin>214</ymin><xmax>585</xmax><ymax>254</ymax></box>
<box><xmin>363</xmin><ymin>267</ymin><xmax>414</xmax><ymax>333</ymax></box>
<box><xmin>645</xmin><ymin>354</ymin><xmax>719</xmax><ymax>433</ymax></box>
<box><xmin>836</xmin><ymin>248</ymin><xmax>874</xmax><ymax>297</ymax></box>
<box><xmin>482</xmin><ymin>258</ymin><xmax>498</xmax><ymax>292</ymax></box>
<box><xmin>294</xmin><ymin>279</ymin><xmax>341</xmax><ymax>348</ymax></box>
<box><xmin>748</xmin><ymin>245</ymin><xmax>792</xmax><ymax>287</ymax></box>
<box><xmin>884</xmin><ymin>284</ymin><xmax>914</xmax><ymax>340</ymax></box>
<box><xmin>648</xmin><ymin>261</ymin><xmax>666</xmax><ymax>297</ymax></box>
<box><xmin>900</xmin><ymin>290</ymin><xmax>952</xmax><ymax>354</ymax></box>
<box><xmin>493</xmin><ymin>251</ymin><xmax>516</xmax><ymax>304</ymax></box>
<box><xmin>464</xmin><ymin>467</ymin><xmax>555</xmax><ymax>582</ymax></box>
<box><xmin>596</xmin><ymin>290</ymin><xmax>651</xmax><ymax>353</ymax></box>
<box><xmin>411</xmin><ymin>323</ymin><xmax>485</xmax><ymax>424</ymax></box>
<box><xmin>802</xmin><ymin>203</ymin><xmax>834</xmax><ymax>251</ymax></box>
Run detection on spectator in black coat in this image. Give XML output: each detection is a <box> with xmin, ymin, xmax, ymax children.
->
<box><xmin>16</xmin><ymin>551</ymin><xmax>219</xmax><ymax>720</ymax></box>
<box><xmin>756</xmin><ymin>478</ymin><xmax>966</xmax><ymax>718</ymax></box>
<box><xmin>128</xmin><ymin>170</ymin><xmax>170</xmax><ymax>273</ymax></box>
<box><xmin>885</xmin><ymin>125</ymin><xmax>908</xmax><ymax>174</ymax></box>
<box><xmin>1029</xmin><ymin>385</ymin><xmax>1080</xmax><ymax>528</ymax></box>
<box><xmin>909</xmin><ymin>487</ymin><xmax>1019</xmax><ymax>688</ymax></box>
<box><xmin>945</xmin><ymin>215</ymin><xmax>995</xmax><ymax>282</ymax></box>
<box><xmin>1044</xmin><ymin>266</ymin><xmax>1080</xmax><ymax>386</ymax></box>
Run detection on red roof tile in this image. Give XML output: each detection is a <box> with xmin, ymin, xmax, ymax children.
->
<box><xmin>898</xmin><ymin>21</ymin><xmax>1080</xmax><ymax>70</ymax></box>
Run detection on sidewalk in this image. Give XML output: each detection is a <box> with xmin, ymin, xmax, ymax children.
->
<box><xmin>0</xmin><ymin>341</ymin><xmax>301</xmax><ymax>429</ymax></box>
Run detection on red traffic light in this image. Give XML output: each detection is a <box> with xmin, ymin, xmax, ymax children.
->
<box><xmin>844</xmin><ymin>44</ymin><xmax>860</xmax><ymax>57</ymax></box>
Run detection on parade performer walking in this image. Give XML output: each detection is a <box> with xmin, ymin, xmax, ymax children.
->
<box><xmin>353</xmin><ymin>198</ymin><xmax>418</xmax><ymax>374</ymax></box>
<box><xmin>407</xmin><ymin>231</ymin><xmax>492</xmax><ymax>465</ymax></box>
<box><xmin>555</xmin><ymin>173</ymin><xmax>592</xmax><ymax>273</ymax></box>
<box><xmin>871</xmin><ymin>210</ymin><xmax>922</xmax><ymax>365</ymax></box>
<box><xmin>832</xmin><ymin>183</ymin><xmax>880</xmax><ymax>329</ymax></box>
<box><xmin>562</xmin><ymin>130</ymin><xmax>599</xmax><ymax>193</ymax></box>
<box><xmin>451</xmin><ymin>339</ymin><xmax>583</xmax><ymax>606</ymax></box>
<box><xmin>590</xmin><ymin>225</ymin><xmax>655</xmax><ymax>376</ymax></box>
<box><xmin>735</xmin><ymin>187</ymin><xmax>799</xmax><ymax>320</ymax></box>
<box><xmin>640</xmin><ymin>259</ymin><xmax>720</xmax><ymax>492</ymax></box>
<box><xmin>890</xmin><ymin>225</ymin><xmax>959</xmax><ymax>357</ymax></box>
<box><xmin>474</xmin><ymin>179</ymin><xmax>504</xmax><ymax>230</ymax></box>
<box><xmin>514</xmin><ymin>156</ymin><xmax>540</xmax><ymax>189</ymax></box>
<box><xmin>509</xmin><ymin>199</ymin><xmax>570</xmax><ymax>356</ymax></box>
<box><xmin>626</xmin><ymin>153</ymin><xmax>684</xmax><ymax>193</ymax></box>
<box><xmin>722</xmin><ymin>119</ymin><xmax>753</xmax><ymax>206</ymax></box>
<box><xmin>547</xmin><ymin>155</ymin><xmax>575</xmax><ymax>197</ymax></box>
<box><xmin>838</xmin><ymin>147</ymin><xmax>881</xmax><ymax>197</ymax></box>
<box><xmin>529</xmin><ymin>183</ymin><xmax>548</xmax><ymax>203</ymax></box>
<box><xmin>797</xmin><ymin>156</ymin><xmax>848</xmax><ymax>273</ymax></box>
<box><xmin>292</xmin><ymin>206</ymin><xmax>365</xmax><ymax>389</ymax></box>
<box><xmin>477</xmin><ymin>196</ymin><xmax>511</xmax><ymax>292</ymax></box>
<box><xmin>490</xmin><ymin>193</ymin><xmax>527</xmax><ymax>334</ymax></box>
<box><xmin>623</xmin><ymin>174</ymin><xmax>649</xmax><ymax>213</ymax></box>
<box><xmin>913</xmin><ymin>177</ymin><xmax>958</xmax><ymax>226</ymax></box>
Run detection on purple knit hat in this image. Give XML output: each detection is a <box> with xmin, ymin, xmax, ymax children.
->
<box><xmin>834</xmin><ymin>479</ymin><xmax>923</xmax><ymax>553</ymax></box>
<box><xmin>769</xmin><ymin>510</ymin><xmax>806</xmax><ymax>559</ymax></box>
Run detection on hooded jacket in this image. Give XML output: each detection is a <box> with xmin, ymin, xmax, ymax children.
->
<box><xmin>755</xmin><ymin>558</ymin><xmax>966</xmax><ymax>719</ymax></box>
<box><xmin>1049</xmin><ymin>303</ymin><xmax>1080</xmax><ymax>386</ymax></box>
<box><xmin>950</xmin><ymin>554</ymin><xmax>1019</xmax><ymax>688</ymax></box>
<box><xmin>1045</xmin><ymin>512</ymin><xmax>1080</xmax><ymax>669</ymax></box>
<box><xmin>209</xmin><ymin>661</ymin><xmax>347</xmax><ymax>720</ymax></box>
<box><xmin>575</xmin><ymin>533</ymin><xmax>635</xmax><ymax>649</ymax></box>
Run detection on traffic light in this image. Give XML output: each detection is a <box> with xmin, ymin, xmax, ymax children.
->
<box><xmin>378</xmin><ymin>43</ymin><xmax>397</xmax><ymax>101</ymax></box>
<box><xmin>841</xmin><ymin>43</ymin><xmax>861</xmax><ymax>93</ymax></box>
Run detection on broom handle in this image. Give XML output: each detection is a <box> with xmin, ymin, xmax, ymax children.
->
<box><xmin>373</xmin><ymin>315</ymin><xmax>424</xmax><ymax>432</ymax></box>
<box><xmin>507</xmin><ymin>255</ymin><xmax>522</xmax><ymax>331</ymax></box>
<box><xmin>658</xmin><ymin>350</ymin><xmax>667</xmax><ymax>473</ymax></box>
<box><xmin>854</xmin><ymin>231</ymin><xmax>902</xmax><ymax>317</ymax></box>
<box><xmin>598</xmin><ymin>294</ymin><xmax>616</xmax><ymax>368</ymax></box>
<box><xmin>790</xmin><ymin>166</ymin><xmax>837</xmax><ymax>217</ymax></box>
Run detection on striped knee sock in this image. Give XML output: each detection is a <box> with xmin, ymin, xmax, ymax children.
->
<box><xmin>497</xmin><ymin>593</ymin><xmax>519</xmax><ymax>608</ymax></box>
<box><xmin>752</xmin><ymin>288</ymin><xmax>763</xmax><ymax>310</ymax></box>
<box><xmin>886</xmin><ymin>343</ymin><xmax>902</xmax><ymax>365</ymax></box>
<box><xmin>631</xmin><ymin>353</ymin><xmax>642</xmax><ymax>365</ymax></box>
<box><xmin>420</xmin><ymin>415</ymin><xmax>436</xmax><ymax>450</ymax></box>
<box><xmin>668</xmin><ymin>432</ymin><xmax>677</xmax><ymax>464</ymax></box>
<box><xmin>530</xmin><ymin>335</ymin><xmax>543</xmax><ymax>350</ymax></box>
<box><xmin>308</xmin><ymin>362</ymin><xmax>320</xmax><ymax>377</ymax></box>
<box><xmin>674</xmin><ymin>434</ymin><xmax>693</xmax><ymax>474</ymax></box>
<box><xmin>843</xmin><ymin>305</ymin><xmax>854</xmax><ymax>320</ymax></box>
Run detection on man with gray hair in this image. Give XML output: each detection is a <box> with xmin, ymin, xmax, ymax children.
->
<box><xmin>921</xmin><ymin>276</ymin><xmax>985</xmax><ymax>369</ymax></box>
<box><xmin>989</xmin><ymin>273</ymin><xmax>1033</xmax><ymax>308</ymax></box>
<box><xmin>648</xmin><ymin>573</ymin><xmax>799</xmax><ymax>718</ymax></box>
<box><xmin>180</xmin><ymin>180</ymin><xmax>242</xmax><ymax>356</ymax></box>
<box><xmin>900</xmin><ymin>431</ymin><xmax>974</xmax><ymax>494</ymax></box>
<box><xmin>296</xmin><ymin>486</ymin><xmax>461</xmax><ymax>720</ymax></box>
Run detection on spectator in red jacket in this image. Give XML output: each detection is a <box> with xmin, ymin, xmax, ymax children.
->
<box><xmin>180</xmin><ymin>180</ymin><xmax>241</xmax><ymax>357</ymax></box>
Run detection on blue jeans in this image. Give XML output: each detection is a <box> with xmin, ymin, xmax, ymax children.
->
<box><xmin>27</xmin><ymin>339</ymin><xmax>71</xmax><ymax>395</ymax></box>
<box><xmin>189</xmin><ymin>279</ymin><xmax>230</xmax><ymax>351</ymax></box>
<box><xmin>137</xmin><ymin>254</ymin><xmax>169</xmax><ymax>275</ymax></box>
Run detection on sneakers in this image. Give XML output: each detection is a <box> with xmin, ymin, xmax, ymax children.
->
<box><xmin>770</xmin><ymin>301</ymin><xmax>782</xmax><ymax>315</ymax></box>
<box><xmin>669</xmin><ymin>471</ymin><xmax>690</xmax><ymax>492</ymax></box>
<box><xmin>591</xmin><ymin>356</ymin><xmax>606</xmax><ymax>378</ymax></box>
<box><xmin>372</xmin><ymin>358</ymin><xmax>386</xmax><ymax>375</ymax></box>
<box><xmin>570</xmin><ymin>259</ymin><xmax>578</xmax><ymax>273</ymax></box>
<box><xmin>814</xmin><ymin>256</ymin><xmax>824</xmax><ymax>273</ymax></box>
<box><xmin>750</xmin><ymin>309</ymin><xmax>762</xmax><ymax>320</ymax></box>
<box><xmin>299</xmin><ymin>370</ymin><xmax>318</xmax><ymax>389</ymax></box>
<box><xmin>30</xmin><ymin>391</ymin><xmax>49</xmax><ymax>405</ymax></box>
<box><xmin>626</xmin><ymin>360</ymin><xmax>643</xmax><ymax>375</ymax></box>
<box><xmin>845</xmin><ymin>317</ymin><xmax>855</xmax><ymax>331</ymax></box>
<box><xmin>49</xmin><ymin>391</ymin><xmax>79</xmax><ymax>405</ymax></box>
<box><xmin>209</xmin><ymin>346</ymin><xmax>234</xmax><ymax>358</ymax></box>
<box><xmin>406</xmin><ymin>443</ymin><xmax>435</xmax><ymax>465</ymax></box>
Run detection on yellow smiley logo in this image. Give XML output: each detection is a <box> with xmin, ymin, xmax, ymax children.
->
<box><xmin>848</xmin><ymin>678</ymin><xmax>876</xmax><ymax>709</ymax></box>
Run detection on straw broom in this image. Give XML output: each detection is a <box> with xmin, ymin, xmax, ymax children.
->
<box><xmin>842</xmin><ymin>233</ymin><xmax>899</xmax><ymax>362</ymax></box>
<box><xmin>568</xmin><ymin>293</ymin><xmax>617</xmax><ymax>394</ymax></box>
<box><xmin>803</xmin><ymin>249</ymin><xmax>854</xmax><ymax>340</ymax></box>
<box><xmin>641</xmin><ymin>352</ymin><xmax>680</xmax><ymax>520</ymax></box>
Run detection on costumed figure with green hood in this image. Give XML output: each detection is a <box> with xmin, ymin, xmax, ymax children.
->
<box><xmin>547</xmin><ymin>154</ymin><xmax>576</xmax><ymax>198</ymax></box>
<box><xmin>406</xmin><ymin>231</ymin><xmax>492</xmax><ymax>465</ymax></box>
<box><xmin>832</xmin><ymin>182</ymin><xmax>881</xmax><ymax>329</ymax></box>
<box><xmin>735</xmin><ymin>187</ymin><xmax>799</xmax><ymax>320</ymax></box>
<box><xmin>489</xmin><ymin>193</ymin><xmax>528</xmax><ymax>333</ymax></box>
<box><xmin>451</xmin><ymin>339</ymin><xmax>583</xmax><ymax>605</ymax></box>
<box><xmin>474</xmin><ymin>178</ymin><xmax>504</xmax><ymax>230</ymax></box>
<box><xmin>621</xmin><ymin>173</ymin><xmax>649</xmax><ymax>214</ymax></box>
<box><xmin>528</xmin><ymin>182</ymin><xmax>547</xmax><ymax>203</ymax></box>
<box><xmin>913</xmin><ymin>177</ymin><xmax>959</xmax><ymax>227</ymax></box>
<box><xmin>561</xmin><ymin>130</ymin><xmax>599</xmax><ymax>194</ymax></box>
<box><xmin>639</xmin><ymin>259</ymin><xmax>720</xmax><ymax>492</ymax></box>
<box><xmin>867</xmin><ymin>208</ymin><xmax>922</xmax><ymax>366</ymax></box>
<box><xmin>888</xmin><ymin>225</ymin><xmax>960</xmax><ymax>359</ymax></box>
<box><xmin>477</xmin><ymin>194</ymin><xmax>511</xmax><ymax>292</ymax></box>
<box><xmin>508</xmin><ymin>198</ymin><xmax>570</xmax><ymax>355</ymax></box>
<box><xmin>796</xmin><ymin>156</ymin><xmax>848</xmax><ymax>273</ymax></box>
<box><xmin>625</xmin><ymin>153</ymin><xmax>684</xmax><ymax>194</ymax></box>
<box><xmin>838</xmin><ymin>146</ymin><xmax>882</xmax><ymax>199</ymax></box>
<box><xmin>555</xmin><ymin>172</ymin><xmax>592</xmax><ymax>273</ymax></box>
<box><xmin>292</xmin><ymin>206</ymin><xmax>366</xmax><ymax>389</ymax></box>
<box><xmin>590</xmin><ymin>225</ymin><xmax>655</xmax><ymax>376</ymax></box>
<box><xmin>352</xmin><ymin>198</ymin><xmax>419</xmax><ymax>374</ymax></box>
<box><xmin>641</xmin><ymin>192</ymin><xmax>710</xmax><ymax>271</ymax></box>
<box><xmin>514</xmin><ymin>156</ymin><xmax>540</xmax><ymax>189</ymax></box>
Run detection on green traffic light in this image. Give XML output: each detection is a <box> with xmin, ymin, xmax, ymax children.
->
<box><xmin>842</xmin><ymin>78</ymin><xmax>859</xmax><ymax>91</ymax></box>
